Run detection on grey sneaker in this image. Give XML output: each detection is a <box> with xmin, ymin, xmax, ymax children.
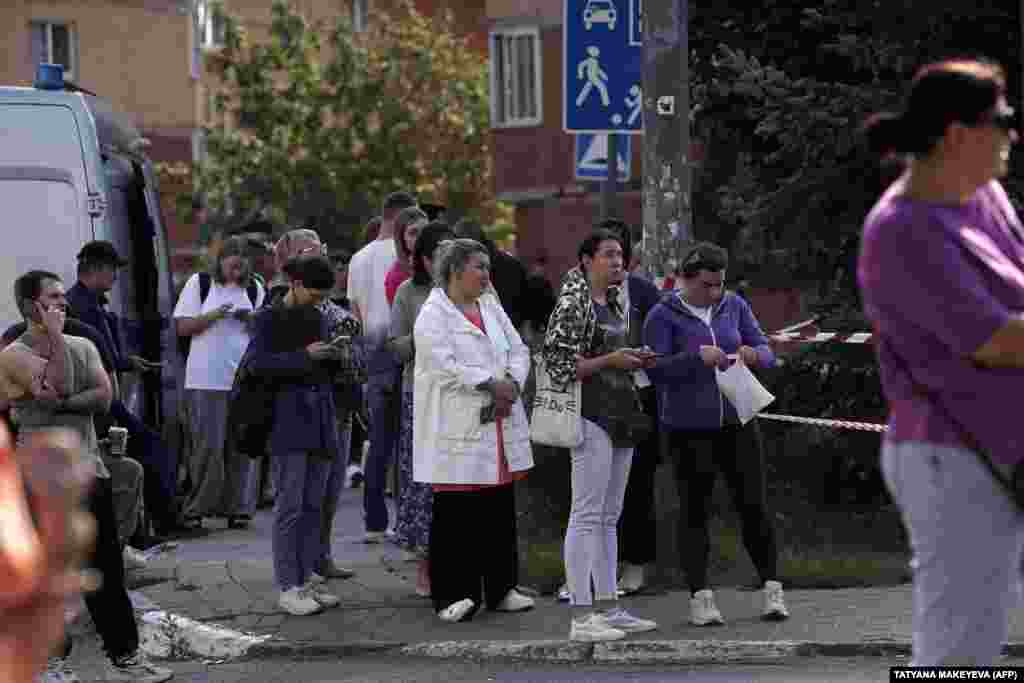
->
<box><xmin>569</xmin><ymin>613</ymin><xmax>626</xmax><ymax>642</ymax></box>
<box><xmin>37</xmin><ymin>657</ymin><xmax>80</xmax><ymax>683</ymax></box>
<box><xmin>600</xmin><ymin>606</ymin><xmax>658</xmax><ymax>633</ymax></box>
<box><xmin>104</xmin><ymin>651</ymin><xmax>173</xmax><ymax>682</ymax></box>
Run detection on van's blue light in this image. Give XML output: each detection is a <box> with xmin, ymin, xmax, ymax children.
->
<box><xmin>34</xmin><ymin>63</ymin><xmax>65</xmax><ymax>90</ymax></box>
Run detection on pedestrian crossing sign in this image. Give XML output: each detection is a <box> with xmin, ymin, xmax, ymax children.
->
<box><xmin>574</xmin><ymin>133</ymin><xmax>631</xmax><ymax>182</ymax></box>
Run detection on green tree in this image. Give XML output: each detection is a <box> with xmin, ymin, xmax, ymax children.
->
<box><xmin>189</xmin><ymin>0</ymin><xmax>493</xmax><ymax>249</ymax></box>
<box><xmin>687</xmin><ymin>1</ymin><xmax>1022</xmax><ymax>503</ymax></box>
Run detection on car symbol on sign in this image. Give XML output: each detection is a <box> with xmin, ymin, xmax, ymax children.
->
<box><xmin>584</xmin><ymin>0</ymin><xmax>617</xmax><ymax>31</ymax></box>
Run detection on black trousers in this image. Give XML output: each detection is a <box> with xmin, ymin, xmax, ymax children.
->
<box><xmin>84</xmin><ymin>476</ymin><xmax>139</xmax><ymax>661</ymax></box>
<box><xmin>668</xmin><ymin>422</ymin><xmax>778</xmax><ymax>593</ymax></box>
<box><xmin>430</xmin><ymin>484</ymin><xmax>519</xmax><ymax>616</ymax></box>
<box><xmin>619</xmin><ymin>386</ymin><xmax>659</xmax><ymax>565</ymax></box>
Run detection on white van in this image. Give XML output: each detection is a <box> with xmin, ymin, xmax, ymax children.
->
<box><xmin>0</xmin><ymin>64</ymin><xmax>181</xmax><ymax>430</ymax></box>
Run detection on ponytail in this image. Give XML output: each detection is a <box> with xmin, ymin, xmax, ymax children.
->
<box><xmin>861</xmin><ymin>112</ymin><xmax>907</xmax><ymax>159</ymax></box>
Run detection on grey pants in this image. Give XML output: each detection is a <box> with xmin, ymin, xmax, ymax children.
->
<box><xmin>101</xmin><ymin>454</ymin><xmax>144</xmax><ymax>545</ymax></box>
<box><xmin>182</xmin><ymin>389</ymin><xmax>258</xmax><ymax>519</ymax></box>
<box><xmin>882</xmin><ymin>440</ymin><xmax>1024</xmax><ymax>666</ymax></box>
<box><xmin>319</xmin><ymin>414</ymin><xmax>353</xmax><ymax>569</ymax></box>
<box><xmin>565</xmin><ymin>419</ymin><xmax>634</xmax><ymax>607</ymax></box>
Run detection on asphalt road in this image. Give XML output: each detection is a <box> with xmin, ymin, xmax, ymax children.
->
<box><xmin>153</xmin><ymin>655</ymin><xmax>1024</xmax><ymax>683</ymax></box>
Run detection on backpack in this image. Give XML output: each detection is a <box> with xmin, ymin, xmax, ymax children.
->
<box><xmin>176</xmin><ymin>272</ymin><xmax>263</xmax><ymax>359</ymax></box>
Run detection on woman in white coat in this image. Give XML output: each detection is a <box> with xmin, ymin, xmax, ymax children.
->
<box><xmin>413</xmin><ymin>238</ymin><xmax>535</xmax><ymax>622</ymax></box>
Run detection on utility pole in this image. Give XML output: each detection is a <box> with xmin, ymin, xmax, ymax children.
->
<box><xmin>642</xmin><ymin>0</ymin><xmax>691</xmax><ymax>279</ymax></box>
<box><xmin>642</xmin><ymin>0</ymin><xmax>690</xmax><ymax>587</ymax></box>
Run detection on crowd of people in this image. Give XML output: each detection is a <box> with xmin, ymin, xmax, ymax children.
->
<box><xmin>0</xmin><ymin>187</ymin><xmax>796</xmax><ymax>681</ymax></box>
<box><xmin>3</xmin><ymin>54</ymin><xmax>1024</xmax><ymax>682</ymax></box>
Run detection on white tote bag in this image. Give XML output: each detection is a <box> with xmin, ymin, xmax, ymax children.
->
<box><xmin>715</xmin><ymin>359</ymin><xmax>775</xmax><ymax>425</ymax></box>
<box><xmin>529</xmin><ymin>354</ymin><xmax>584</xmax><ymax>448</ymax></box>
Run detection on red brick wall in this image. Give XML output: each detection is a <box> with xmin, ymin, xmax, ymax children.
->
<box><xmin>515</xmin><ymin>192</ymin><xmax>642</xmax><ymax>282</ymax></box>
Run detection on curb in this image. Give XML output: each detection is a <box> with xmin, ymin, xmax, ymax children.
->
<box><xmin>243</xmin><ymin>639</ymin><xmax>407</xmax><ymax>660</ymax></box>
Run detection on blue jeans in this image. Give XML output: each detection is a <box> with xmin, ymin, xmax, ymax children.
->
<box><xmin>320</xmin><ymin>415</ymin><xmax>353</xmax><ymax>567</ymax></box>
<box><xmin>272</xmin><ymin>452</ymin><xmax>331</xmax><ymax>590</ymax></box>
<box><xmin>363</xmin><ymin>371</ymin><xmax>400</xmax><ymax>533</ymax></box>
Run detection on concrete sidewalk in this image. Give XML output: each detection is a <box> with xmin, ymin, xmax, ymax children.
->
<box><xmin>116</xmin><ymin>488</ymin><xmax>1023</xmax><ymax>666</ymax></box>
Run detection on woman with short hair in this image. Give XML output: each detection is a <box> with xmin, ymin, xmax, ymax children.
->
<box><xmin>413</xmin><ymin>238</ymin><xmax>535</xmax><ymax>622</ymax></box>
<box><xmin>644</xmin><ymin>241</ymin><xmax>786</xmax><ymax>627</ymax></box>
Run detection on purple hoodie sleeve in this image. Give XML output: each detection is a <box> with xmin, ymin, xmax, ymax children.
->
<box><xmin>642</xmin><ymin>303</ymin><xmax>706</xmax><ymax>382</ymax></box>
<box><xmin>736</xmin><ymin>297</ymin><xmax>776</xmax><ymax>368</ymax></box>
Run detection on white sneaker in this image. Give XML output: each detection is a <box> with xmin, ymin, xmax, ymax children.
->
<box><xmin>762</xmin><ymin>580</ymin><xmax>790</xmax><ymax>621</ymax></box>
<box><xmin>278</xmin><ymin>586</ymin><xmax>322</xmax><ymax>616</ymax></box>
<box><xmin>570</xmin><ymin>613</ymin><xmax>626</xmax><ymax>642</ymax></box>
<box><xmin>495</xmin><ymin>589</ymin><xmax>535</xmax><ymax>612</ymax></box>
<box><xmin>305</xmin><ymin>582</ymin><xmax>341</xmax><ymax>609</ymax></box>
<box><xmin>37</xmin><ymin>657</ymin><xmax>81</xmax><ymax>683</ymax></box>
<box><xmin>346</xmin><ymin>464</ymin><xmax>364</xmax><ymax>488</ymax></box>
<box><xmin>599</xmin><ymin>606</ymin><xmax>658</xmax><ymax>633</ymax></box>
<box><xmin>689</xmin><ymin>589</ymin><xmax>724</xmax><ymax>626</ymax></box>
<box><xmin>617</xmin><ymin>563</ymin><xmax>646</xmax><ymax>595</ymax></box>
<box><xmin>438</xmin><ymin>598</ymin><xmax>475</xmax><ymax>622</ymax></box>
<box><xmin>104</xmin><ymin>651</ymin><xmax>173</xmax><ymax>683</ymax></box>
<box><xmin>557</xmin><ymin>583</ymin><xmax>570</xmax><ymax>602</ymax></box>
<box><xmin>123</xmin><ymin>546</ymin><xmax>149</xmax><ymax>570</ymax></box>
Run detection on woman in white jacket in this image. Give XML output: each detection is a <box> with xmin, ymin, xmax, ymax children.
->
<box><xmin>413</xmin><ymin>238</ymin><xmax>535</xmax><ymax>622</ymax></box>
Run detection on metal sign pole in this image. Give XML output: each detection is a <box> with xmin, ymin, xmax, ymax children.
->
<box><xmin>601</xmin><ymin>133</ymin><xmax>620</xmax><ymax>219</ymax></box>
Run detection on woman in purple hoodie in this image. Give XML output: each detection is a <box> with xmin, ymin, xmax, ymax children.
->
<box><xmin>642</xmin><ymin>241</ymin><xmax>788</xmax><ymax>627</ymax></box>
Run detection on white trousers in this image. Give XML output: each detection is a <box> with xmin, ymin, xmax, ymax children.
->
<box><xmin>564</xmin><ymin>419</ymin><xmax>634</xmax><ymax>607</ymax></box>
<box><xmin>882</xmin><ymin>440</ymin><xmax>1024</xmax><ymax>666</ymax></box>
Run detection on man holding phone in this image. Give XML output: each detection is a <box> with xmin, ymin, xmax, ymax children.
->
<box><xmin>0</xmin><ymin>270</ymin><xmax>173</xmax><ymax>682</ymax></box>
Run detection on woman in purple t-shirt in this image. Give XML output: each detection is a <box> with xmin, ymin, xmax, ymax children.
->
<box><xmin>858</xmin><ymin>58</ymin><xmax>1023</xmax><ymax>667</ymax></box>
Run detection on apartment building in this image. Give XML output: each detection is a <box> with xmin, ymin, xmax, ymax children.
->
<box><xmin>486</xmin><ymin>0</ymin><xmax>646</xmax><ymax>282</ymax></box>
<box><xmin>3</xmin><ymin>0</ymin><xmax>486</xmax><ymax>276</ymax></box>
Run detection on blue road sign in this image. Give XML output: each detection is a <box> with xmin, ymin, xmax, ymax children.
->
<box><xmin>575</xmin><ymin>134</ymin><xmax>631</xmax><ymax>182</ymax></box>
<box><xmin>564</xmin><ymin>0</ymin><xmax>643</xmax><ymax>134</ymax></box>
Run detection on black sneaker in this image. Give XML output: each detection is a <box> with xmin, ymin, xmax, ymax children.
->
<box><xmin>104</xmin><ymin>652</ymin><xmax>173</xmax><ymax>682</ymax></box>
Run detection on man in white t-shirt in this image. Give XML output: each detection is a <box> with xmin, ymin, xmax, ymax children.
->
<box><xmin>173</xmin><ymin>236</ymin><xmax>265</xmax><ymax>530</ymax></box>
<box><xmin>347</xmin><ymin>190</ymin><xmax>417</xmax><ymax>542</ymax></box>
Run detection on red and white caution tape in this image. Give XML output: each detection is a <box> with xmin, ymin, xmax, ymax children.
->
<box><xmin>770</xmin><ymin>331</ymin><xmax>874</xmax><ymax>344</ymax></box>
<box><xmin>757</xmin><ymin>412</ymin><xmax>888</xmax><ymax>433</ymax></box>
<box><xmin>768</xmin><ymin>317</ymin><xmax>874</xmax><ymax>345</ymax></box>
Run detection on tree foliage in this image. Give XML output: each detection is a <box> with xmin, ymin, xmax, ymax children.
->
<box><xmin>690</xmin><ymin>0</ymin><xmax>1021</xmax><ymax>312</ymax></box>
<box><xmin>689</xmin><ymin>2</ymin><xmax>1022</xmax><ymax>498</ymax></box>
<box><xmin>190</xmin><ymin>0</ymin><xmax>492</xmax><ymax>248</ymax></box>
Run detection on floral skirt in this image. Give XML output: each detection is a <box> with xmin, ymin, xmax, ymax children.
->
<box><xmin>394</xmin><ymin>390</ymin><xmax>433</xmax><ymax>556</ymax></box>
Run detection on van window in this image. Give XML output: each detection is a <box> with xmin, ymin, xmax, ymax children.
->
<box><xmin>0</xmin><ymin>179</ymin><xmax>81</xmax><ymax>330</ymax></box>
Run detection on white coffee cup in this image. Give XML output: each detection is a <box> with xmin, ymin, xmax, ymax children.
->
<box><xmin>108</xmin><ymin>427</ymin><xmax>129</xmax><ymax>456</ymax></box>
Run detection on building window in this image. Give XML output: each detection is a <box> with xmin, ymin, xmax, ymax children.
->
<box><xmin>196</xmin><ymin>0</ymin><xmax>226</xmax><ymax>49</ymax></box>
<box><xmin>490</xmin><ymin>27</ymin><xmax>542</xmax><ymax>128</ymax></box>
<box><xmin>352</xmin><ymin>0</ymin><xmax>369</xmax><ymax>33</ymax></box>
<box><xmin>30</xmin><ymin>21</ymin><xmax>76</xmax><ymax>81</ymax></box>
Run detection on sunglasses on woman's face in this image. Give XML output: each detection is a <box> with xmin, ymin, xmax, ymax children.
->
<box><xmin>979</xmin><ymin>107</ymin><xmax>1017</xmax><ymax>132</ymax></box>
